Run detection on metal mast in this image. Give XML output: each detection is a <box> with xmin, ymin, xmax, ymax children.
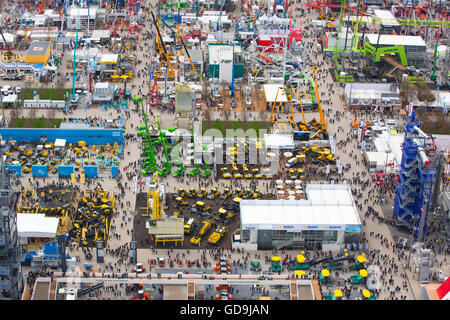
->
<box><xmin>0</xmin><ymin>145</ymin><xmax>23</xmax><ymax>300</ymax></box>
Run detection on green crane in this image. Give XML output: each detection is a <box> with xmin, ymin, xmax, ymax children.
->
<box><xmin>201</xmin><ymin>145</ymin><xmax>211</xmax><ymax>178</ymax></box>
<box><xmin>138</xmin><ymin>98</ymin><xmax>157</xmax><ymax>176</ymax></box>
<box><xmin>172</xmin><ymin>150</ymin><xmax>185</xmax><ymax>177</ymax></box>
<box><xmin>430</xmin><ymin>36</ymin><xmax>439</xmax><ymax>81</ymax></box>
<box><xmin>299</xmin><ymin>72</ymin><xmax>315</xmax><ymax>104</ymax></box>
<box><xmin>188</xmin><ymin>129</ymin><xmax>201</xmax><ymax>177</ymax></box>
<box><xmin>156</xmin><ymin>121</ymin><xmax>172</xmax><ymax>176</ymax></box>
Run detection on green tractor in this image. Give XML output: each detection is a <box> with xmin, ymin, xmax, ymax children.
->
<box><xmin>349</xmin><ymin>269</ymin><xmax>368</xmax><ymax>285</ymax></box>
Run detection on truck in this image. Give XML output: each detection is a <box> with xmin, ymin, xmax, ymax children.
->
<box><xmin>184</xmin><ymin>218</ymin><xmax>195</xmax><ymax>234</ymax></box>
<box><xmin>208</xmin><ymin>226</ymin><xmax>226</xmax><ymax>244</ymax></box>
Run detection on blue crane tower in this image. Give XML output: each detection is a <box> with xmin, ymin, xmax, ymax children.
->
<box><xmin>393</xmin><ymin>109</ymin><xmax>436</xmax><ymax>242</ymax></box>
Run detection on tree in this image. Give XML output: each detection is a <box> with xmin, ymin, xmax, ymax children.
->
<box><xmin>28</xmin><ymin>108</ymin><xmax>37</xmax><ymax>119</ymax></box>
<box><xmin>399</xmin><ymin>78</ymin><xmax>415</xmax><ymax>108</ymax></box>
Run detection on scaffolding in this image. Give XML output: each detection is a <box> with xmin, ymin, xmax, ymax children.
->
<box><xmin>0</xmin><ymin>146</ymin><xmax>23</xmax><ymax>300</ymax></box>
<box><xmin>393</xmin><ymin>109</ymin><xmax>436</xmax><ymax>242</ymax></box>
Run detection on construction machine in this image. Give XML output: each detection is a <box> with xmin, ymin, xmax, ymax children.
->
<box><xmin>208</xmin><ymin>226</ymin><xmax>226</xmax><ymax>244</ymax></box>
<box><xmin>150</xmin><ymin>11</ymin><xmax>175</xmax><ymax>78</ymax></box>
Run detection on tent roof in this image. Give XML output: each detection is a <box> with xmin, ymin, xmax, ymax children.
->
<box><xmin>100</xmin><ymin>54</ymin><xmax>118</xmax><ymax>64</ymax></box>
<box><xmin>263</xmin><ymin>84</ymin><xmax>288</xmax><ymax>102</ymax></box>
<box><xmin>264</xmin><ymin>134</ymin><xmax>293</xmax><ymax>149</ymax></box>
<box><xmin>2</xmin><ymin>94</ymin><xmax>18</xmax><ymax>103</ymax></box>
<box><xmin>240</xmin><ymin>184</ymin><xmax>360</xmax><ymax>228</ymax></box>
<box><xmin>17</xmin><ymin>214</ymin><xmax>59</xmax><ymax>238</ymax></box>
<box><xmin>54</xmin><ymin>139</ymin><xmax>66</xmax><ymax>147</ymax></box>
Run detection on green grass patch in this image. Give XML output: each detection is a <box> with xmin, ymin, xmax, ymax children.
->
<box><xmin>9</xmin><ymin>118</ymin><xmax>62</xmax><ymax>128</ymax></box>
<box><xmin>202</xmin><ymin>120</ymin><xmax>270</xmax><ymax>138</ymax></box>
<box><xmin>18</xmin><ymin>88</ymin><xmax>70</xmax><ymax>101</ymax></box>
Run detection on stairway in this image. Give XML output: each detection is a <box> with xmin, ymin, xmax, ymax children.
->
<box><xmin>275</xmin><ymin>237</ymin><xmax>304</xmax><ymax>250</ymax></box>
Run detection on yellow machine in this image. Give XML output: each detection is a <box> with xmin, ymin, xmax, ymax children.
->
<box><xmin>190</xmin><ymin>220</ymin><xmax>211</xmax><ymax>245</ymax></box>
<box><xmin>222</xmin><ymin>188</ymin><xmax>231</xmax><ymax>199</ymax></box>
<box><xmin>198</xmin><ymin>220</ymin><xmax>211</xmax><ymax>236</ymax></box>
<box><xmin>184</xmin><ymin>218</ymin><xmax>195</xmax><ymax>234</ymax></box>
<box><xmin>207</xmin><ymin>188</ymin><xmax>220</xmax><ymax>200</ymax></box>
<box><xmin>208</xmin><ymin>226</ymin><xmax>226</xmax><ymax>244</ymax></box>
<box><xmin>175</xmin><ymin>196</ymin><xmax>188</xmax><ymax>207</ymax></box>
<box><xmin>198</xmin><ymin>188</ymin><xmax>208</xmax><ymax>199</ymax></box>
<box><xmin>177</xmin><ymin>188</ymin><xmax>185</xmax><ymax>197</ymax></box>
<box><xmin>310</xmin><ymin>66</ymin><xmax>327</xmax><ymax>133</ymax></box>
<box><xmin>187</xmin><ymin>188</ymin><xmax>197</xmax><ymax>198</ymax></box>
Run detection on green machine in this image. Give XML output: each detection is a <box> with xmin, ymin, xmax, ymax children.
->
<box><xmin>200</xmin><ymin>145</ymin><xmax>211</xmax><ymax>178</ymax></box>
<box><xmin>138</xmin><ymin>98</ymin><xmax>158</xmax><ymax>176</ymax></box>
<box><xmin>299</xmin><ymin>72</ymin><xmax>315</xmax><ymax>104</ymax></box>
<box><xmin>430</xmin><ymin>36</ymin><xmax>438</xmax><ymax>81</ymax></box>
<box><xmin>349</xmin><ymin>269</ymin><xmax>368</xmax><ymax>284</ymax></box>
<box><xmin>289</xmin><ymin>263</ymin><xmax>310</xmax><ymax>271</ymax></box>
<box><xmin>172</xmin><ymin>133</ymin><xmax>185</xmax><ymax>177</ymax></box>
<box><xmin>271</xmin><ymin>256</ymin><xmax>282</xmax><ymax>273</ymax></box>
<box><xmin>271</xmin><ymin>262</ymin><xmax>282</xmax><ymax>273</ymax></box>
<box><xmin>156</xmin><ymin>121</ymin><xmax>172</xmax><ymax>176</ymax></box>
<box><xmin>363</xmin><ymin>43</ymin><xmax>408</xmax><ymax>66</ymax></box>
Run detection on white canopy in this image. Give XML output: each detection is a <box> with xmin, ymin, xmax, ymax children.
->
<box><xmin>17</xmin><ymin>214</ymin><xmax>59</xmax><ymax>238</ymax></box>
<box><xmin>240</xmin><ymin>184</ymin><xmax>361</xmax><ymax>231</ymax></box>
<box><xmin>264</xmin><ymin>134</ymin><xmax>294</xmax><ymax>149</ymax></box>
<box><xmin>54</xmin><ymin>138</ymin><xmax>66</xmax><ymax>147</ymax></box>
<box><xmin>263</xmin><ymin>84</ymin><xmax>288</xmax><ymax>102</ymax></box>
<box><xmin>2</xmin><ymin>94</ymin><xmax>18</xmax><ymax>104</ymax></box>
<box><xmin>100</xmin><ymin>54</ymin><xmax>118</xmax><ymax>64</ymax></box>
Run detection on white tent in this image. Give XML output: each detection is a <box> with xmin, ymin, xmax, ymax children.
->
<box><xmin>264</xmin><ymin>134</ymin><xmax>294</xmax><ymax>149</ymax></box>
<box><xmin>17</xmin><ymin>214</ymin><xmax>59</xmax><ymax>238</ymax></box>
<box><xmin>54</xmin><ymin>139</ymin><xmax>66</xmax><ymax>148</ymax></box>
<box><xmin>2</xmin><ymin>94</ymin><xmax>18</xmax><ymax>106</ymax></box>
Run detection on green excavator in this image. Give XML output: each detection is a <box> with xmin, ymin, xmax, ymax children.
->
<box><xmin>156</xmin><ymin>121</ymin><xmax>172</xmax><ymax>176</ymax></box>
<box><xmin>137</xmin><ymin>98</ymin><xmax>158</xmax><ymax>176</ymax></box>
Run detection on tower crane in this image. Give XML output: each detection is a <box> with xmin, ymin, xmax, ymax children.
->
<box><xmin>150</xmin><ymin>10</ymin><xmax>175</xmax><ymax>79</ymax></box>
<box><xmin>216</xmin><ymin>0</ymin><xmax>227</xmax><ymax>43</ymax></box>
<box><xmin>310</xmin><ymin>66</ymin><xmax>327</xmax><ymax>133</ymax></box>
<box><xmin>159</xmin><ymin>17</ymin><xmax>200</xmax><ymax>80</ymax></box>
<box><xmin>72</xmin><ymin>4</ymin><xmax>81</xmax><ymax>102</ymax></box>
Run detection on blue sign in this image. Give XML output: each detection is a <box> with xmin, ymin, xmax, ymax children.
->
<box><xmin>307</xmin><ymin>226</ymin><xmax>318</xmax><ymax>229</ymax></box>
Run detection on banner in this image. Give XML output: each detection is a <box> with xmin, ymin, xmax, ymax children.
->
<box><xmin>326</xmin><ymin>165</ymin><xmax>330</xmax><ymax>174</ymax></box>
<box><xmin>133</xmin><ymin>176</ymin><xmax>138</xmax><ymax>192</ymax></box>
<box><xmin>145</xmin><ymin>177</ymin><xmax>151</xmax><ymax>187</ymax></box>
